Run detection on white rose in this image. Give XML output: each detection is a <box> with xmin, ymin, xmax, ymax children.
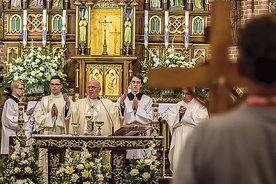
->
<box><xmin>24</xmin><ymin>166</ymin><xmax>32</xmax><ymax>173</ymax></box>
<box><xmin>97</xmin><ymin>173</ymin><xmax>104</xmax><ymax>181</ymax></box>
<box><xmin>130</xmin><ymin>168</ymin><xmax>139</xmax><ymax>176</ymax></box>
<box><xmin>71</xmin><ymin>174</ymin><xmax>79</xmax><ymax>182</ymax></box>
<box><xmin>14</xmin><ymin>167</ymin><xmax>20</xmax><ymax>173</ymax></box>
<box><xmin>142</xmin><ymin>172</ymin><xmax>151</xmax><ymax>181</ymax></box>
<box><xmin>39</xmin><ymin>66</ymin><xmax>45</xmax><ymax>71</ymax></box>
<box><xmin>144</xmin><ymin>159</ymin><xmax>152</xmax><ymax>165</ymax></box>
<box><xmin>21</xmin><ymin>152</ymin><xmax>26</xmax><ymax>158</ymax></box>
<box><xmin>76</xmin><ymin>164</ymin><xmax>84</xmax><ymax>170</ymax></box>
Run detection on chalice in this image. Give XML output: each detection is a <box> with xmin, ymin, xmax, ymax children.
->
<box><xmin>85</xmin><ymin>113</ymin><xmax>94</xmax><ymax>135</ymax></box>
<box><xmin>95</xmin><ymin>121</ymin><xmax>104</xmax><ymax>136</ymax></box>
<box><xmin>71</xmin><ymin>122</ymin><xmax>80</xmax><ymax>136</ymax></box>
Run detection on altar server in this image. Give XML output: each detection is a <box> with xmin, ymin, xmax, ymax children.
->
<box><xmin>1</xmin><ymin>80</ymin><xmax>34</xmax><ymax>155</ymax></box>
<box><xmin>117</xmin><ymin>73</ymin><xmax>153</xmax><ymax>159</ymax></box>
<box><xmin>167</xmin><ymin>87</ymin><xmax>208</xmax><ymax>173</ymax></box>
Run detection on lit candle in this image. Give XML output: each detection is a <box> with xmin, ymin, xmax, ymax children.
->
<box><xmin>165</xmin><ymin>11</ymin><xmax>168</xmax><ymax>26</ymax></box>
<box><xmin>62</xmin><ymin>10</ymin><xmax>66</xmax><ymax>25</ymax></box>
<box><xmin>144</xmin><ymin>10</ymin><xmax>148</xmax><ymax>25</ymax></box>
<box><xmin>185</xmin><ymin>11</ymin><xmax>189</xmax><ymax>27</ymax></box>
<box><xmin>23</xmin><ymin>10</ymin><xmax>27</xmax><ymax>25</ymax></box>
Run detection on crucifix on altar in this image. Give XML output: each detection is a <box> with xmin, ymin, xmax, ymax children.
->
<box><xmin>148</xmin><ymin>1</ymin><xmax>246</xmax><ymax>114</ymax></box>
<box><xmin>99</xmin><ymin>16</ymin><xmax>112</xmax><ymax>55</ymax></box>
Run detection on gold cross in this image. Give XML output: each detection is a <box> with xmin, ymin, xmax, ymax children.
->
<box><xmin>147</xmin><ymin>1</ymin><xmax>247</xmax><ymax>114</ymax></box>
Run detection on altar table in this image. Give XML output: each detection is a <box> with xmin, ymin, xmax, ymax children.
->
<box><xmin>10</xmin><ymin>135</ymin><xmax>163</xmax><ymax>184</ymax></box>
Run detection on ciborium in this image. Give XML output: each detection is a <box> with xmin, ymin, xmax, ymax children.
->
<box><xmin>95</xmin><ymin>121</ymin><xmax>104</xmax><ymax>136</ymax></box>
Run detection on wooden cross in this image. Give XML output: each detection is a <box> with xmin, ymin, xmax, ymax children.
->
<box><xmin>147</xmin><ymin>1</ymin><xmax>247</xmax><ymax>114</ymax></box>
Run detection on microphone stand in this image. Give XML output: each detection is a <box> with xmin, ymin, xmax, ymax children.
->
<box><xmin>27</xmin><ymin>94</ymin><xmax>44</xmax><ymax>134</ymax></box>
<box><xmin>97</xmin><ymin>96</ymin><xmax>115</xmax><ymax>136</ymax></box>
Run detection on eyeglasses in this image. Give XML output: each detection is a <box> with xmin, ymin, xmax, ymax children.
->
<box><xmin>182</xmin><ymin>92</ymin><xmax>191</xmax><ymax>96</ymax></box>
<box><xmin>16</xmin><ymin>87</ymin><xmax>24</xmax><ymax>91</ymax></box>
<box><xmin>50</xmin><ymin>83</ymin><xmax>61</xmax><ymax>86</ymax></box>
<box><xmin>87</xmin><ymin>86</ymin><xmax>99</xmax><ymax>90</ymax></box>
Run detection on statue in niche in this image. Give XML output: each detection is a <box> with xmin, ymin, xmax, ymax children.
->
<box><xmin>170</xmin><ymin>0</ymin><xmax>184</xmax><ymax>7</ymax></box>
<box><xmin>29</xmin><ymin>0</ymin><xmax>43</xmax><ymax>7</ymax></box>
<box><xmin>52</xmin><ymin>0</ymin><xmax>63</xmax><ymax>8</ymax></box>
<box><xmin>11</xmin><ymin>0</ymin><xmax>21</xmax><ymax>9</ymax></box>
<box><xmin>124</xmin><ymin>17</ymin><xmax>132</xmax><ymax>43</ymax></box>
<box><xmin>193</xmin><ymin>0</ymin><xmax>204</xmax><ymax>9</ymax></box>
<box><xmin>107</xmin><ymin>72</ymin><xmax>117</xmax><ymax>94</ymax></box>
<box><xmin>79</xmin><ymin>16</ymin><xmax>88</xmax><ymax>43</ymax></box>
<box><xmin>150</xmin><ymin>0</ymin><xmax>161</xmax><ymax>9</ymax></box>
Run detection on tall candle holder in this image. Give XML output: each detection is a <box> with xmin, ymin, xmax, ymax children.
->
<box><xmin>150</xmin><ymin>103</ymin><xmax>160</xmax><ymax>137</ymax></box>
<box><xmin>17</xmin><ymin>102</ymin><xmax>25</xmax><ymax>136</ymax></box>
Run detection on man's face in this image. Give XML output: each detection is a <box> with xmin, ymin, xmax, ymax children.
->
<box><xmin>13</xmin><ymin>84</ymin><xmax>24</xmax><ymax>98</ymax></box>
<box><xmin>50</xmin><ymin>79</ymin><xmax>62</xmax><ymax>95</ymax></box>
<box><xmin>86</xmin><ymin>81</ymin><xmax>101</xmax><ymax>99</ymax></box>
<box><xmin>182</xmin><ymin>89</ymin><xmax>193</xmax><ymax>103</ymax></box>
<box><xmin>130</xmin><ymin>76</ymin><xmax>142</xmax><ymax>94</ymax></box>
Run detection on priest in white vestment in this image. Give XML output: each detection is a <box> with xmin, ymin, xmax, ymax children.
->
<box><xmin>117</xmin><ymin>73</ymin><xmax>153</xmax><ymax>159</ymax></box>
<box><xmin>167</xmin><ymin>87</ymin><xmax>209</xmax><ymax>173</ymax></box>
<box><xmin>70</xmin><ymin>80</ymin><xmax>121</xmax><ymax>136</ymax></box>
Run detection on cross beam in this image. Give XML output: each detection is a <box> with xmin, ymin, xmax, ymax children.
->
<box><xmin>147</xmin><ymin>1</ymin><xmax>246</xmax><ymax>114</ymax></box>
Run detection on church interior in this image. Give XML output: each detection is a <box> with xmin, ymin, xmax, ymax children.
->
<box><xmin>0</xmin><ymin>0</ymin><xmax>275</xmax><ymax>183</ymax></box>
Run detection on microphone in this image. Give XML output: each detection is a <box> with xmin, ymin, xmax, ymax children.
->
<box><xmin>97</xmin><ymin>96</ymin><xmax>115</xmax><ymax>136</ymax></box>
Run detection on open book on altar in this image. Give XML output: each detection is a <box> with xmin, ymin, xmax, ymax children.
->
<box><xmin>114</xmin><ymin>123</ymin><xmax>151</xmax><ymax>136</ymax></box>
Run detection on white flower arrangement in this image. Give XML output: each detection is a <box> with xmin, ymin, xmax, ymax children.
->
<box><xmin>1</xmin><ymin>45</ymin><xmax>67</xmax><ymax>95</ymax></box>
<box><xmin>0</xmin><ymin>136</ymin><xmax>43</xmax><ymax>184</ymax></box>
<box><xmin>53</xmin><ymin>145</ymin><xmax>111</xmax><ymax>184</ymax></box>
<box><xmin>140</xmin><ymin>45</ymin><xmax>195</xmax><ymax>95</ymax></box>
<box><xmin>123</xmin><ymin>141</ymin><xmax>162</xmax><ymax>184</ymax></box>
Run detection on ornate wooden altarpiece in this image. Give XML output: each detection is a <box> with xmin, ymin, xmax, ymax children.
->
<box><xmin>10</xmin><ymin>135</ymin><xmax>164</xmax><ymax>184</ymax></box>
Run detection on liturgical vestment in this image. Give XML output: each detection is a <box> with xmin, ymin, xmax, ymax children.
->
<box><xmin>167</xmin><ymin>98</ymin><xmax>208</xmax><ymax>172</ymax></box>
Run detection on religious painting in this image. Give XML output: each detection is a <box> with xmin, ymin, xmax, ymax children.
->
<box><xmin>85</xmin><ymin>63</ymin><xmax>122</xmax><ymax>98</ymax></box>
<box><xmin>193</xmin><ymin>49</ymin><xmax>205</xmax><ymax>66</ymax></box>
<box><xmin>105</xmin><ymin>66</ymin><xmax>121</xmax><ymax>96</ymax></box>
<box><xmin>86</xmin><ymin>64</ymin><xmax>104</xmax><ymax>96</ymax></box>
<box><xmin>90</xmin><ymin>9</ymin><xmax>121</xmax><ymax>55</ymax></box>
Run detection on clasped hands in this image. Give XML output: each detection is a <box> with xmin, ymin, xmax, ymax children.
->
<box><xmin>120</xmin><ymin>89</ymin><xmax>138</xmax><ymax>110</ymax></box>
<box><xmin>51</xmin><ymin>94</ymin><xmax>71</xmax><ymax>118</ymax></box>
<box><xmin>179</xmin><ymin>105</ymin><xmax>186</xmax><ymax>116</ymax></box>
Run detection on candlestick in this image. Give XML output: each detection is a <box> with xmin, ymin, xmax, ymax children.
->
<box><xmin>23</xmin><ymin>10</ymin><xmax>27</xmax><ymax>25</ymax></box>
<box><xmin>185</xmin><ymin>11</ymin><xmax>189</xmax><ymax>27</ymax></box>
<box><xmin>62</xmin><ymin>10</ymin><xmax>66</xmax><ymax>25</ymax></box>
<box><xmin>165</xmin><ymin>11</ymin><xmax>168</xmax><ymax>26</ymax></box>
<box><xmin>144</xmin><ymin>10</ymin><xmax>148</xmax><ymax>25</ymax></box>
<box><xmin>43</xmin><ymin>9</ymin><xmax>47</xmax><ymax>25</ymax></box>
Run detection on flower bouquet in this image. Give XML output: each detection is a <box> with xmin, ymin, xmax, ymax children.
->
<box><xmin>140</xmin><ymin>46</ymin><xmax>196</xmax><ymax>98</ymax></box>
<box><xmin>123</xmin><ymin>141</ymin><xmax>162</xmax><ymax>184</ymax></box>
<box><xmin>0</xmin><ymin>136</ymin><xmax>43</xmax><ymax>184</ymax></box>
<box><xmin>53</xmin><ymin>145</ymin><xmax>111</xmax><ymax>184</ymax></box>
<box><xmin>1</xmin><ymin>45</ymin><xmax>67</xmax><ymax>95</ymax></box>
